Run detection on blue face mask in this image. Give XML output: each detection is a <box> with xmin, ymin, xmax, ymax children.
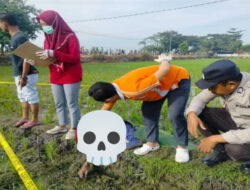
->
<box><xmin>42</xmin><ymin>26</ymin><xmax>54</xmax><ymax>35</ymax></box>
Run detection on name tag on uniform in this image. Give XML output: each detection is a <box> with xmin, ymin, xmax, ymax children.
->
<box><xmin>237</xmin><ymin>87</ymin><xmax>244</xmax><ymax>94</ymax></box>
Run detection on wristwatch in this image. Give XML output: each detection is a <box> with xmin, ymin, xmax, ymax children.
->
<box><xmin>21</xmin><ymin>76</ymin><xmax>28</xmax><ymax>81</ymax></box>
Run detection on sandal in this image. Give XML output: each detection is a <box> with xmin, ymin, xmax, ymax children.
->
<box><xmin>14</xmin><ymin>119</ymin><xmax>28</xmax><ymax>128</ymax></box>
<box><xmin>20</xmin><ymin>121</ymin><xmax>38</xmax><ymax>129</ymax></box>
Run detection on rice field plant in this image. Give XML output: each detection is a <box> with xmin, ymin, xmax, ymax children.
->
<box><xmin>0</xmin><ymin>58</ymin><xmax>250</xmax><ymax>189</ymax></box>
<box><xmin>0</xmin><ymin>59</ymin><xmax>250</xmax><ymax>126</ymax></box>
<box><xmin>2</xmin><ymin>58</ymin><xmax>249</xmax><ymax>133</ymax></box>
<box><xmin>21</xmin><ymin>137</ymin><xmax>28</xmax><ymax>153</ymax></box>
<box><xmin>139</xmin><ymin>157</ymin><xmax>167</xmax><ymax>188</ymax></box>
<box><xmin>45</xmin><ymin>141</ymin><xmax>57</xmax><ymax>163</ymax></box>
<box><xmin>43</xmin><ymin>98</ymin><xmax>56</xmax><ymax>125</ymax></box>
<box><xmin>6</xmin><ymin>128</ymin><xmax>14</xmax><ymax>149</ymax></box>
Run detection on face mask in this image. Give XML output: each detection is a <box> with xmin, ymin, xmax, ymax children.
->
<box><xmin>42</xmin><ymin>26</ymin><xmax>53</xmax><ymax>35</ymax></box>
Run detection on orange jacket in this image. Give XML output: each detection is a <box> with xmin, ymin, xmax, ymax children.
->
<box><xmin>111</xmin><ymin>65</ymin><xmax>189</xmax><ymax>102</ymax></box>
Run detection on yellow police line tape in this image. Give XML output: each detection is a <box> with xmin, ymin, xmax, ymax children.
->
<box><xmin>0</xmin><ymin>131</ymin><xmax>38</xmax><ymax>190</ymax></box>
<box><xmin>0</xmin><ymin>81</ymin><xmax>198</xmax><ymax>89</ymax></box>
<box><xmin>0</xmin><ymin>81</ymin><xmax>90</xmax><ymax>87</ymax></box>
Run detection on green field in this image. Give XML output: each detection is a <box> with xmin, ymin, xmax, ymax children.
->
<box><xmin>1</xmin><ymin>58</ymin><xmax>250</xmax><ymax>83</ymax></box>
<box><xmin>0</xmin><ymin>58</ymin><xmax>250</xmax><ymax>190</ymax></box>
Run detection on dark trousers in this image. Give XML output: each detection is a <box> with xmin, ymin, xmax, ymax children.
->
<box><xmin>199</xmin><ymin>107</ymin><xmax>250</xmax><ymax>162</ymax></box>
<box><xmin>141</xmin><ymin>79</ymin><xmax>190</xmax><ymax>146</ymax></box>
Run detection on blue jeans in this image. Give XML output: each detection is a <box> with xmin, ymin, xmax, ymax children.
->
<box><xmin>51</xmin><ymin>82</ymin><xmax>81</xmax><ymax>128</ymax></box>
<box><xmin>141</xmin><ymin>79</ymin><xmax>191</xmax><ymax>146</ymax></box>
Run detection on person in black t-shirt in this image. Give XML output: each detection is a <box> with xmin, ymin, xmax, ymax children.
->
<box><xmin>0</xmin><ymin>13</ymin><xmax>39</xmax><ymax>129</ymax></box>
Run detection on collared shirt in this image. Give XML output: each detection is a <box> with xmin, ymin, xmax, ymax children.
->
<box><xmin>187</xmin><ymin>72</ymin><xmax>250</xmax><ymax>144</ymax></box>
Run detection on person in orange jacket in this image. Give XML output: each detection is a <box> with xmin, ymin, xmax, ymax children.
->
<box><xmin>78</xmin><ymin>54</ymin><xmax>191</xmax><ymax>178</ymax></box>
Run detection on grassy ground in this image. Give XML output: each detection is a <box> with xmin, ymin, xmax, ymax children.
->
<box><xmin>0</xmin><ymin>58</ymin><xmax>250</xmax><ymax>190</ymax></box>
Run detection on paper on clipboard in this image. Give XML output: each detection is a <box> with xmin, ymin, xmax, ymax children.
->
<box><xmin>12</xmin><ymin>41</ymin><xmax>57</xmax><ymax>67</ymax></box>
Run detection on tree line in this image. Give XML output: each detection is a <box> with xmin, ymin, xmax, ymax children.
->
<box><xmin>139</xmin><ymin>28</ymin><xmax>250</xmax><ymax>55</ymax></box>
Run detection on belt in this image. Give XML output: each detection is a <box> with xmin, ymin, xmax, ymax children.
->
<box><xmin>29</xmin><ymin>70</ymin><xmax>39</xmax><ymax>75</ymax></box>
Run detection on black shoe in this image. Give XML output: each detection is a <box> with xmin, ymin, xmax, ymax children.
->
<box><xmin>241</xmin><ymin>162</ymin><xmax>250</xmax><ymax>174</ymax></box>
<box><xmin>202</xmin><ymin>144</ymin><xmax>229</xmax><ymax>166</ymax></box>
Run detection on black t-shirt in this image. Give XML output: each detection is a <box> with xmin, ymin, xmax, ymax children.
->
<box><xmin>10</xmin><ymin>31</ymin><xmax>37</xmax><ymax>76</ymax></box>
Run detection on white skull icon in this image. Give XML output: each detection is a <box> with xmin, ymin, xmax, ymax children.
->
<box><xmin>77</xmin><ymin>110</ymin><xmax>126</xmax><ymax>166</ymax></box>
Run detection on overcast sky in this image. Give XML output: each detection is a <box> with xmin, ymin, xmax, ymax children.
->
<box><xmin>26</xmin><ymin>0</ymin><xmax>250</xmax><ymax>51</ymax></box>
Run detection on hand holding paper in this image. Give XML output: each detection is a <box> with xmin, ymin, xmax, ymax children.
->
<box><xmin>36</xmin><ymin>50</ymin><xmax>54</xmax><ymax>60</ymax></box>
<box><xmin>24</xmin><ymin>59</ymin><xmax>35</xmax><ymax>66</ymax></box>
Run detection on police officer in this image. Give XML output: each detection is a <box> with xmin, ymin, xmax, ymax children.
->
<box><xmin>187</xmin><ymin>59</ymin><xmax>250</xmax><ymax>173</ymax></box>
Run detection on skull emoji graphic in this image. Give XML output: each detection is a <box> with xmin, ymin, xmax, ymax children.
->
<box><xmin>77</xmin><ymin>110</ymin><xmax>126</xmax><ymax>166</ymax></box>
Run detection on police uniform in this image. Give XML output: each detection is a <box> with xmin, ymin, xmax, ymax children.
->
<box><xmin>187</xmin><ymin>60</ymin><xmax>250</xmax><ymax>162</ymax></box>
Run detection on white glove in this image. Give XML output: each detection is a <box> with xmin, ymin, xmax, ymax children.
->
<box><xmin>24</xmin><ymin>59</ymin><xmax>35</xmax><ymax>66</ymax></box>
<box><xmin>154</xmin><ymin>53</ymin><xmax>172</xmax><ymax>63</ymax></box>
<box><xmin>36</xmin><ymin>50</ymin><xmax>54</xmax><ymax>60</ymax></box>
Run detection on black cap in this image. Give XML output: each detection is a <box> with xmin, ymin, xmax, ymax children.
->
<box><xmin>195</xmin><ymin>59</ymin><xmax>240</xmax><ymax>89</ymax></box>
